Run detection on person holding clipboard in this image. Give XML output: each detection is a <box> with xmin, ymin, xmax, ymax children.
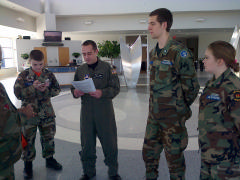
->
<box><xmin>71</xmin><ymin>40</ymin><xmax>121</xmax><ymax>180</ymax></box>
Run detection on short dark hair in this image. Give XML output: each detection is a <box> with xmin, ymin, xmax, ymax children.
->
<box><xmin>30</xmin><ymin>50</ymin><xmax>44</xmax><ymax>61</ymax></box>
<box><xmin>82</xmin><ymin>40</ymin><xmax>98</xmax><ymax>51</ymax></box>
<box><xmin>149</xmin><ymin>8</ymin><xmax>173</xmax><ymax>32</ymax></box>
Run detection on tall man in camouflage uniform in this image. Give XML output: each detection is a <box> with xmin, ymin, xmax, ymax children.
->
<box><xmin>71</xmin><ymin>40</ymin><xmax>121</xmax><ymax>180</ymax></box>
<box><xmin>142</xmin><ymin>8</ymin><xmax>200</xmax><ymax>180</ymax></box>
<box><xmin>0</xmin><ymin>46</ymin><xmax>34</xmax><ymax>180</ymax></box>
<box><xmin>14</xmin><ymin>50</ymin><xmax>62</xmax><ymax>179</ymax></box>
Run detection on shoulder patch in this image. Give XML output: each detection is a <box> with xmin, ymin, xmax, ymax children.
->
<box><xmin>233</xmin><ymin>90</ymin><xmax>240</xmax><ymax>101</ymax></box>
<box><xmin>112</xmin><ymin>69</ymin><xmax>117</xmax><ymax>74</ymax></box>
<box><xmin>4</xmin><ymin>103</ymin><xmax>10</xmax><ymax>110</ymax></box>
<box><xmin>84</xmin><ymin>74</ymin><xmax>89</xmax><ymax>79</ymax></box>
<box><xmin>180</xmin><ymin>50</ymin><xmax>188</xmax><ymax>58</ymax></box>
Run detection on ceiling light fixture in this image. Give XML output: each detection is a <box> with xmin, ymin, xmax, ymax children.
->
<box><xmin>84</xmin><ymin>20</ymin><xmax>93</xmax><ymax>25</ymax></box>
<box><xmin>139</xmin><ymin>18</ymin><xmax>147</xmax><ymax>24</ymax></box>
<box><xmin>16</xmin><ymin>17</ymin><xmax>25</xmax><ymax>22</ymax></box>
<box><xmin>195</xmin><ymin>18</ymin><xmax>206</xmax><ymax>22</ymax></box>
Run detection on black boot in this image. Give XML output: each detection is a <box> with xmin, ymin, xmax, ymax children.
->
<box><xmin>46</xmin><ymin>157</ymin><xmax>62</xmax><ymax>170</ymax></box>
<box><xmin>79</xmin><ymin>174</ymin><xmax>96</xmax><ymax>180</ymax></box>
<box><xmin>109</xmin><ymin>174</ymin><xmax>122</xmax><ymax>180</ymax></box>
<box><xmin>24</xmin><ymin>161</ymin><xmax>33</xmax><ymax>179</ymax></box>
<box><xmin>79</xmin><ymin>174</ymin><xmax>91</xmax><ymax>180</ymax></box>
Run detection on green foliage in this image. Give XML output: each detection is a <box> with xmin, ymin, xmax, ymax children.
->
<box><xmin>72</xmin><ymin>52</ymin><xmax>81</xmax><ymax>58</ymax></box>
<box><xmin>98</xmin><ymin>40</ymin><xmax>120</xmax><ymax>59</ymax></box>
<box><xmin>21</xmin><ymin>53</ymin><xmax>29</xmax><ymax>60</ymax></box>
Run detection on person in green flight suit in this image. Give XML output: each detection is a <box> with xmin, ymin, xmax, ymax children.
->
<box><xmin>142</xmin><ymin>8</ymin><xmax>200</xmax><ymax>180</ymax></box>
<box><xmin>0</xmin><ymin>45</ymin><xmax>35</xmax><ymax>180</ymax></box>
<box><xmin>199</xmin><ymin>41</ymin><xmax>240</xmax><ymax>179</ymax></box>
<box><xmin>14</xmin><ymin>50</ymin><xmax>62</xmax><ymax>179</ymax></box>
<box><xmin>71</xmin><ymin>40</ymin><xmax>121</xmax><ymax>180</ymax></box>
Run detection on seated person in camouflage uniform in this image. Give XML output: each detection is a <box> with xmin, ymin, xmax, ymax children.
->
<box><xmin>199</xmin><ymin>41</ymin><xmax>240</xmax><ymax>179</ymax></box>
<box><xmin>0</xmin><ymin>46</ymin><xmax>34</xmax><ymax>180</ymax></box>
<box><xmin>14</xmin><ymin>50</ymin><xmax>62</xmax><ymax>179</ymax></box>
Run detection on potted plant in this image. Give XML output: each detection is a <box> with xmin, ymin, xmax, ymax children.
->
<box><xmin>21</xmin><ymin>53</ymin><xmax>29</xmax><ymax>60</ymax></box>
<box><xmin>72</xmin><ymin>52</ymin><xmax>81</xmax><ymax>58</ymax></box>
<box><xmin>98</xmin><ymin>40</ymin><xmax>120</xmax><ymax>65</ymax></box>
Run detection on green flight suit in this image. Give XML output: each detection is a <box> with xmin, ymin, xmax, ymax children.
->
<box><xmin>71</xmin><ymin>59</ymin><xmax>120</xmax><ymax>177</ymax></box>
<box><xmin>0</xmin><ymin>83</ymin><xmax>22</xmax><ymax>179</ymax></box>
<box><xmin>199</xmin><ymin>68</ymin><xmax>240</xmax><ymax>180</ymax></box>
<box><xmin>14</xmin><ymin>67</ymin><xmax>61</xmax><ymax>161</ymax></box>
<box><xmin>142</xmin><ymin>37</ymin><xmax>200</xmax><ymax>180</ymax></box>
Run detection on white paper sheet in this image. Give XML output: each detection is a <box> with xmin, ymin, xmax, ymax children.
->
<box><xmin>72</xmin><ymin>78</ymin><xmax>96</xmax><ymax>93</ymax></box>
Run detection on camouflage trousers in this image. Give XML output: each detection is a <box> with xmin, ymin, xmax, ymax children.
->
<box><xmin>0</xmin><ymin>165</ymin><xmax>14</xmax><ymax>180</ymax></box>
<box><xmin>142</xmin><ymin>117</ymin><xmax>188</xmax><ymax>180</ymax></box>
<box><xmin>200</xmin><ymin>160</ymin><xmax>240</xmax><ymax>180</ymax></box>
<box><xmin>21</xmin><ymin>120</ymin><xmax>56</xmax><ymax>161</ymax></box>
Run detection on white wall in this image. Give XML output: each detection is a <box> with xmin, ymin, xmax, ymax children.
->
<box><xmin>64</xmin><ymin>30</ymin><xmax>235</xmax><ymax>60</ymax></box>
<box><xmin>56</xmin><ymin>14</ymin><xmax>149</xmax><ymax>32</ymax></box>
<box><xmin>0</xmin><ymin>5</ymin><xmax>36</xmax><ymax>32</ymax></box>
<box><xmin>8</xmin><ymin>0</ymin><xmax>42</xmax><ymax>14</ymax></box>
<box><xmin>16</xmin><ymin>39</ymin><xmax>42</xmax><ymax>71</ymax></box>
<box><xmin>16</xmin><ymin>39</ymin><xmax>82</xmax><ymax>71</ymax></box>
<box><xmin>56</xmin><ymin>11</ymin><xmax>240</xmax><ymax>33</ymax></box>
<box><xmin>198</xmin><ymin>32</ymin><xmax>232</xmax><ymax>58</ymax></box>
<box><xmin>50</xmin><ymin>0</ymin><xmax>240</xmax><ymax>15</ymax></box>
<box><xmin>173</xmin><ymin>11</ymin><xmax>240</xmax><ymax>29</ymax></box>
<box><xmin>63</xmin><ymin>32</ymin><xmax>121</xmax><ymax>44</ymax></box>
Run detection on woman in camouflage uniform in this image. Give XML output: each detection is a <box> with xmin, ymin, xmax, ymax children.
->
<box><xmin>199</xmin><ymin>41</ymin><xmax>240</xmax><ymax>179</ymax></box>
<box><xmin>0</xmin><ymin>46</ymin><xmax>34</xmax><ymax>180</ymax></box>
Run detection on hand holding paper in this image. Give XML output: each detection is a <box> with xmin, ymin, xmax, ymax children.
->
<box><xmin>89</xmin><ymin>89</ymin><xmax>102</xmax><ymax>99</ymax></box>
<box><xmin>74</xmin><ymin>89</ymin><xmax>84</xmax><ymax>97</ymax></box>
<box><xmin>72</xmin><ymin>78</ymin><xmax>96</xmax><ymax>93</ymax></box>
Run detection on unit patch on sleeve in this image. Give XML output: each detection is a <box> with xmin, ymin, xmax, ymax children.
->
<box><xmin>112</xmin><ymin>69</ymin><xmax>117</xmax><ymax>74</ymax></box>
<box><xmin>84</xmin><ymin>74</ymin><xmax>89</xmax><ymax>79</ymax></box>
<box><xmin>180</xmin><ymin>50</ymin><xmax>188</xmax><ymax>58</ymax></box>
<box><xmin>233</xmin><ymin>90</ymin><xmax>240</xmax><ymax>101</ymax></box>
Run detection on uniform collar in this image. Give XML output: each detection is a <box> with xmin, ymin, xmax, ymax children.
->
<box><xmin>153</xmin><ymin>37</ymin><xmax>173</xmax><ymax>57</ymax></box>
<box><xmin>88</xmin><ymin>59</ymin><xmax>98</xmax><ymax>70</ymax></box>
<box><xmin>29</xmin><ymin>67</ymin><xmax>46</xmax><ymax>77</ymax></box>
<box><xmin>208</xmin><ymin>68</ymin><xmax>232</xmax><ymax>87</ymax></box>
<box><xmin>87</xmin><ymin>57</ymin><xmax>102</xmax><ymax>70</ymax></box>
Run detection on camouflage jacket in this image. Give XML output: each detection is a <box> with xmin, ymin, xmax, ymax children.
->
<box><xmin>199</xmin><ymin>68</ymin><xmax>240</xmax><ymax>162</ymax></box>
<box><xmin>71</xmin><ymin>59</ymin><xmax>120</xmax><ymax>123</ymax></box>
<box><xmin>149</xmin><ymin>37</ymin><xmax>199</xmax><ymax>121</ymax></box>
<box><xmin>14</xmin><ymin>67</ymin><xmax>61</xmax><ymax>124</ymax></box>
<box><xmin>71</xmin><ymin>59</ymin><xmax>120</xmax><ymax>100</ymax></box>
<box><xmin>0</xmin><ymin>83</ymin><xmax>22</xmax><ymax>170</ymax></box>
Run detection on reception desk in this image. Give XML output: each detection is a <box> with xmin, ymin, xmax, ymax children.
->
<box><xmin>47</xmin><ymin>66</ymin><xmax>77</xmax><ymax>86</ymax></box>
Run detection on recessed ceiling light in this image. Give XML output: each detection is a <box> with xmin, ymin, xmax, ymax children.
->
<box><xmin>16</xmin><ymin>17</ymin><xmax>25</xmax><ymax>22</ymax></box>
<box><xmin>139</xmin><ymin>18</ymin><xmax>147</xmax><ymax>24</ymax></box>
<box><xmin>84</xmin><ymin>20</ymin><xmax>93</xmax><ymax>25</ymax></box>
<box><xmin>195</xmin><ymin>18</ymin><xmax>206</xmax><ymax>22</ymax></box>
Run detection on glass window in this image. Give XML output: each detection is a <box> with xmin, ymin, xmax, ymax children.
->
<box><xmin>0</xmin><ymin>37</ymin><xmax>16</xmax><ymax>68</ymax></box>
